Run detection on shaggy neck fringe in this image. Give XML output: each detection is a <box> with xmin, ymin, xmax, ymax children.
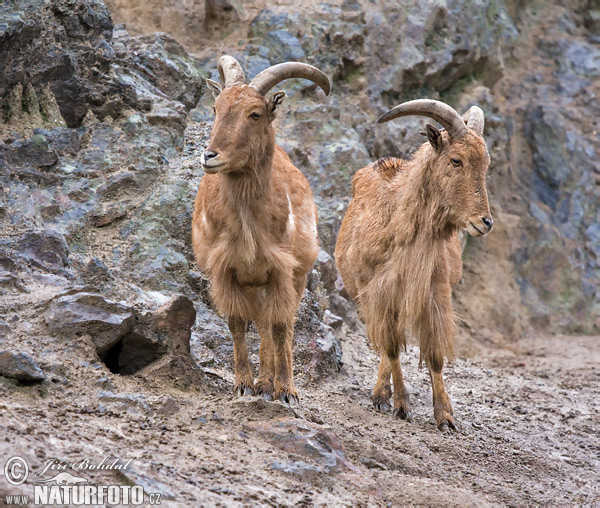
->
<box><xmin>218</xmin><ymin>138</ymin><xmax>275</xmax><ymax>261</ymax></box>
<box><xmin>390</xmin><ymin>145</ymin><xmax>457</xmax><ymax>246</ymax></box>
<box><xmin>373</xmin><ymin>146</ymin><xmax>459</xmax><ymax>341</ymax></box>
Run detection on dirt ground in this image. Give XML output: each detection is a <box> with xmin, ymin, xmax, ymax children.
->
<box><xmin>1</xmin><ymin>311</ymin><xmax>598</xmax><ymax>506</ymax></box>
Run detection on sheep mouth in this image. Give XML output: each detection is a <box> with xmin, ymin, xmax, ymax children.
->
<box><xmin>467</xmin><ymin>221</ymin><xmax>485</xmax><ymax>236</ymax></box>
<box><xmin>201</xmin><ymin>160</ymin><xmax>226</xmax><ymax>174</ymax></box>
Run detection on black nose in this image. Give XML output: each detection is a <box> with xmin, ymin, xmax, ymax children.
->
<box><xmin>204</xmin><ymin>150</ymin><xmax>218</xmax><ymax>160</ymax></box>
<box><xmin>482</xmin><ymin>216</ymin><xmax>493</xmax><ymax>231</ymax></box>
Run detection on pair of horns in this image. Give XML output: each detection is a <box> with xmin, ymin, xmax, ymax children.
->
<box><xmin>216</xmin><ymin>56</ymin><xmax>484</xmax><ymax>136</ymax></box>
<box><xmin>216</xmin><ymin>55</ymin><xmax>331</xmax><ymax>96</ymax></box>
<box><xmin>377</xmin><ymin>99</ymin><xmax>485</xmax><ymax>138</ymax></box>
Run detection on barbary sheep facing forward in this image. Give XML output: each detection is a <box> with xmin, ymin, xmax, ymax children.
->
<box><xmin>335</xmin><ymin>100</ymin><xmax>493</xmax><ymax>431</ymax></box>
<box><xmin>192</xmin><ymin>56</ymin><xmax>331</xmax><ymax>404</ymax></box>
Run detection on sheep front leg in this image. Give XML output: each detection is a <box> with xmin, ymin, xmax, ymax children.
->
<box><xmin>255</xmin><ymin>322</ymin><xmax>275</xmax><ymax>400</ymax></box>
<box><xmin>228</xmin><ymin>316</ymin><xmax>255</xmax><ymax>396</ymax></box>
<box><xmin>389</xmin><ymin>355</ymin><xmax>412</xmax><ymax>421</ymax></box>
<box><xmin>372</xmin><ymin>356</ymin><xmax>392</xmax><ymax>412</ymax></box>
<box><xmin>427</xmin><ymin>361</ymin><xmax>455</xmax><ymax>432</ymax></box>
<box><xmin>272</xmin><ymin>322</ymin><xmax>298</xmax><ymax>405</ymax></box>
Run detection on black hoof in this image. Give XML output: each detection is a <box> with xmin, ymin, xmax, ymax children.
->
<box><xmin>234</xmin><ymin>384</ymin><xmax>254</xmax><ymax>397</ymax></box>
<box><xmin>373</xmin><ymin>398</ymin><xmax>392</xmax><ymax>413</ymax></box>
<box><xmin>260</xmin><ymin>391</ymin><xmax>273</xmax><ymax>401</ymax></box>
<box><xmin>278</xmin><ymin>392</ymin><xmax>299</xmax><ymax>406</ymax></box>
<box><xmin>393</xmin><ymin>407</ymin><xmax>413</xmax><ymax>422</ymax></box>
<box><xmin>438</xmin><ymin>420</ymin><xmax>457</xmax><ymax>433</ymax></box>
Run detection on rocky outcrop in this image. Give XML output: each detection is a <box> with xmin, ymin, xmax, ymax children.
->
<box><xmin>0</xmin><ymin>351</ymin><xmax>45</xmax><ymax>381</ymax></box>
<box><xmin>46</xmin><ymin>292</ymin><xmax>136</xmax><ymax>353</ymax></box>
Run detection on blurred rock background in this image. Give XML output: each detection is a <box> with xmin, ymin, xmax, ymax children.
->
<box><xmin>2</xmin><ymin>0</ymin><xmax>597</xmax><ymax>368</ymax></box>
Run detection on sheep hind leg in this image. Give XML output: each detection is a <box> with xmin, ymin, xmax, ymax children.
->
<box><xmin>272</xmin><ymin>322</ymin><xmax>298</xmax><ymax>405</ymax></box>
<box><xmin>427</xmin><ymin>360</ymin><xmax>455</xmax><ymax>432</ymax></box>
<box><xmin>255</xmin><ymin>322</ymin><xmax>275</xmax><ymax>400</ymax></box>
<box><xmin>372</xmin><ymin>356</ymin><xmax>392</xmax><ymax>412</ymax></box>
<box><xmin>229</xmin><ymin>316</ymin><xmax>255</xmax><ymax>397</ymax></box>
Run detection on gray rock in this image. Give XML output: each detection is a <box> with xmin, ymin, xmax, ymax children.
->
<box><xmin>46</xmin><ymin>293</ymin><xmax>135</xmax><ymax>354</ymax></box>
<box><xmin>0</xmin><ymin>351</ymin><xmax>45</xmax><ymax>381</ymax></box>
<box><xmin>563</xmin><ymin>41</ymin><xmax>600</xmax><ymax>78</ymax></box>
<box><xmin>585</xmin><ymin>9</ymin><xmax>600</xmax><ymax>33</ymax></box>
<box><xmin>4</xmin><ymin>134</ymin><xmax>58</xmax><ymax>168</ymax></box>
<box><xmin>18</xmin><ymin>230</ymin><xmax>69</xmax><ymax>273</ymax></box>
<box><xmin>294</xmin><ymin>288</ymin><xmax>343</xmax><ymax>380</ymax></box>
<box><xmin>0</xmin><ymin>0</ymin><xmax>121</xmax><ymax>126</ymax></box>
<box><xmin>264</xmin><ymin>30</ymin><xmax>305</xmax><ymax>61</ymax></box>
<box><xmin>134</xmin><ymin>294</ymin><xmax>196</xmax><ymax>355</ymax></box>
<box><xmin>315</xmin><ymin>249</ymin><xmax>337</xmax><ymax>291</ymax></box>
<box><xmin>0</xmin><ymin>319</ymin><xmax>10</xmax><ymax>337</ymax></box>
<box><xmin>245</xmin><ymin>418</ymin><xmax>374</xmax><ymax>492</ymax></box>
<box><xmin>98</xmin><ymin>391</ymin><xmax>152</xmax><ymax>415</ymax></box>
<box><xmin>524</xmin><ymin>105</ymin><xmax>571</xmax><ymax>209</ymax></box>
<box><xmin>123</xmin><ymin>33</ymin><xmax>208</xmax><ymax>110</ymax></box>
<box><xmin>323</xmin><ymin>310</ymin><xmax>343</xmax><ymax>331</ymax></box>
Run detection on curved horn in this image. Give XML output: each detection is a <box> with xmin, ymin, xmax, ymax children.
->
<box><xmin>217</xmin><ymin>55</ymin><xmax>246</xmax><ymax>87</ymax></box>
<box><xmin>377</xmin><ymin>99</ymin><xmax>468</xmax><ymax>139</ymax></box>
<box><xmin>463</xmin><ymin>105</ymin><xmax>485</xmax><ymax>136</ymax></box>
<box><xmin>249</xmin><ymin>62</ymin><xmax>331</xmax><ymax>96</ymax></box>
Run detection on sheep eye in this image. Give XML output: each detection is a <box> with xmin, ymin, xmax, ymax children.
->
<box><xmin>450</xmin><ymin>158</ymin><xmax>462</xmax><ymax>167</ymax></box>
<box><xmin>212</xmin><ymin>107</ymin><xmax>216</xmax><ymax>115</ymax></box>
<box><xmin>250</xmin><ymin>112</ymin><xmax>261</xmax><ymax>120</ymax></box>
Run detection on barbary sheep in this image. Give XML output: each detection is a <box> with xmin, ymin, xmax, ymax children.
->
<box><xmin>335</xmin><ymin>99</ymin><xmax>493</xmax><ymax>430</ymax></box>
<box><xmin>192</xmin><ymin>56</ymin><xmax>331</xmax><ymax>404</ymax></box>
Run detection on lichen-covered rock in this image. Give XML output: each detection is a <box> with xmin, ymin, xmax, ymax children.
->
<box><xmin>0</xmin><ymin>0</ymin><xmax>122</xmax><ymax>127</ymax></box>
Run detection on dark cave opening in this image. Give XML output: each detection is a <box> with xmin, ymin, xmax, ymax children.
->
<box><xmin>102</xmin><ymin>333</ymin><xmax>165</xmax><ymax>375</ymax></box>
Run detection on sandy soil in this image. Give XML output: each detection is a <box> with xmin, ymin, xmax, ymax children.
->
<box><xmin>1</xmin><ymin>306</ymin><xmax>598</xmax><ymax>506</ymax></box>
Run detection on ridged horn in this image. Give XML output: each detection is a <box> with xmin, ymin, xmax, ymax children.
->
<box><xmin>218</xmin><ymin>55</ymin><xmax>246</xmax><ymax>87</ymax></box>
<box><xmin>249</xmin><ymin>62</ymin><xmax>331</xmax><ymax>96</ymax></box>
<box><xmin>377</xmin><ymin>99</ymin><xmax>468</xmax><ymax>140</ymax></box>
<box><xmin>463</xmin><ymin>105</ymin><xmax>485</xmax><ymax>136</ymax></box>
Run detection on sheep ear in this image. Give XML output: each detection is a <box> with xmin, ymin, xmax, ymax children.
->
<box><xmin>206</xmin><ymin>79</ymin><xmax>223</xmax><ymax>99</ymax></box>
<box><xmin>267</xmin><ymin>91</ymin><xmax>286</xmax><ymax>121</ymax></box>
<box><xmin>426</xmin><ymin>124</ymin><xmax>443</xmax><ymax>152</ymax></box>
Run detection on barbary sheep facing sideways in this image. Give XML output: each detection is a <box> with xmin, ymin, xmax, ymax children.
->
<box><xmin>192</xmin><ymin>56</ymin><xmax>331</xmax><ymax>404</ymax></box>
<box><xmin>335</xmin><ymin>100</ymin><xmax>493</xmax><ymax>431</ymax></box>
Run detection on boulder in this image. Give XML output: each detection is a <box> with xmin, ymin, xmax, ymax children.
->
<box><xmin>18</xmin><ymin>230</ymin><xmax>69</xmax><ymax>273</ymax></box>
<box><xmin>0</xmin><ymin>351</ymin><xmax>45</xmax><ymax>381</ymax></box>
<box><xmin>46</xmin><ymin>292</ymin><xmax>135</xmax><ymax>354</ymax></box>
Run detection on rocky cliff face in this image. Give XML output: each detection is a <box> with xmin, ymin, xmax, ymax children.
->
<box><xmin>1</xmin><ymin>0</ymin><xmax>598</xmax><ymax>386</ymax></box>
<box><xmin>187</xmin><ymin>0</ymin><xmax>599</xmax><ymax>342</ymax></box>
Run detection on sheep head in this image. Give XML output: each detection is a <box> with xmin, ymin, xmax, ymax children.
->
<box><xmin>201</xmin><ymin>56</ymin><xmax>331</xmax><ymax>175</ymax></box>
<box><xmin>378</xmin><ymin>100</ymin><xmax>493</xmax><ymax>237</ymax></box>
